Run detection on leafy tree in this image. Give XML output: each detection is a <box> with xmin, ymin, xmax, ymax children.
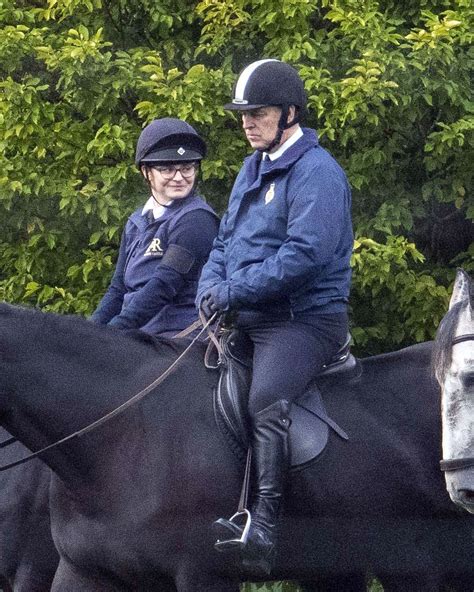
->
<box><xmin>240</xmin><ymin>577</ymin><xmax>383</xmax><ymax>591</ymax></box>
<box><xmin>0</xmin><ymin>3</ymin><xmax>471</xmax><ymax>590</ymax></box>
<box><xmin>0</xmin><ymin>0</ymin><xmax>472</xmax><ymax>354</ymax></box>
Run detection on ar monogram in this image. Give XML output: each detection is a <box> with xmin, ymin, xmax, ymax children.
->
<box><xmin>144</xmin><ymin>238</ymin><xmax>164</xmax><ymax>257</ymax></box>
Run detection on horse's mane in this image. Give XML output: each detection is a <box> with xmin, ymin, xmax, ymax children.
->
<box><xmin>432</xmin><ymin>300</ymin><xmax>464</xmax><ymax>384</ymax></box>
<box><xmin>0</xmin><ymin>302</ymin><xmax>189</xmax><ymax>362</ymax></box>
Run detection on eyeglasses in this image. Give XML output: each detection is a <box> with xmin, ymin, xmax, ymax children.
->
<box><xmin>151</xmin><ymin>163</ymin><xmax>198</xmax><ymax>180</ymax></box>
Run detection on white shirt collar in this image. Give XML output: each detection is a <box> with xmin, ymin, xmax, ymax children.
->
<box><xmin>264</xmin><ymin>126</ymin><xmax>303</xmax><ymax>161</ymax></box>
<box><xmin>142</xmin><ymin>196</ymin><xmax>172</xmax><ymax>220</ymax></box>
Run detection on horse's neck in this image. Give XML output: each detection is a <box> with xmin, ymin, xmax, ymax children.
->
<box><xmin>1</xmin><ymin>343</ymin><xmax>163</xmax><ymax>486</ymax></box>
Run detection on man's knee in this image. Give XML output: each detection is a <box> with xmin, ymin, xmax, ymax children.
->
<box><xmin>248</xmin><ymin>376</ymin><xmax>296</xmax><ymax>416</ymax></box>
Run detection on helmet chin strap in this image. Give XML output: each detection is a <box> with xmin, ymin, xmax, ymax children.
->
<box><xmin>262</xmin><ymin>128</ymin><xmax>284</xmax><ymax>154</ymax></box>
<box><xmin>258</xmin><ymin>105</ymin><xmax>300</xmax><ymax>153</ymax></box>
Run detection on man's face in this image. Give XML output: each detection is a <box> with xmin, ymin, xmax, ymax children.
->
<box><xmin>241</xmin><ymin>106</ymin><xmax>282</xmax><ymax>152</ymax></box>
<box><xmin>240</xmin><ymin>106</ymin><xmax>296</xmax><ymax>152</ymax></box>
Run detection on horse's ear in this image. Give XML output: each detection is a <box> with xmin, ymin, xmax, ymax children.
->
<box><xmin>449</xmin><ymin>269</ymin><xmax>471</xmax><ymax>309</ymax></box>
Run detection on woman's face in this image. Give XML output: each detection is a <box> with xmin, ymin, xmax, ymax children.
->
<box><xmin>142</xmin><ymin>162</ymin><xmax>198</xmax><ymax>205</ymax></box>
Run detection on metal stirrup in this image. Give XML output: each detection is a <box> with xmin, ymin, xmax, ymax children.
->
<box><xmin>214</xmin><ymin>448</ymin><xmax>253</xmax><ymax>550</ymax></box>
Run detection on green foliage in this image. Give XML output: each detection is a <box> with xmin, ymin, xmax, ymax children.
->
<box><xmin>351</xmin><ymin>236</ymin><xmax>450</xmax><ymax>354</ymax></box>
<box><xmin>0</xmin><ymin>0</ymin><xmax>472</xmax><ymax>353</ymax></box>
<box><xmin>241</xmin><ymin>582</ymin><xmax>300</xmax><ymax>592</ymax></box>
<box><xmin>240</xmin><ymin>576</ymin><xmax>384</xmax><ymax>591</ymax></box>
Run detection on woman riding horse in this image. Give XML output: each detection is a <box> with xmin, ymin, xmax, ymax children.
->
<box><xmin>92</xmin><ymin>118</ymin><xmax>219</xmax><ymax>337</ymax></box>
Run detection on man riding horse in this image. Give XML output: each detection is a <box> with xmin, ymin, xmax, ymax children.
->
<box><xmin>196</xmin><ymin>59</ymin><xmax>354</xmax><ymax>575</ymax></box>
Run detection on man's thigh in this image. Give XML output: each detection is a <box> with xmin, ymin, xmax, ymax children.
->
<box><xmin>246</xmin><ymin>318</ymin><xmax>346</xmax><ymax>414</ymax></box>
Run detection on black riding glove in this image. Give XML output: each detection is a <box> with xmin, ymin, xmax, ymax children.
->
<box><xmin>200</xmin><ymin>292</ymin><xmax>220</xmax><ymax>321</ymax></box>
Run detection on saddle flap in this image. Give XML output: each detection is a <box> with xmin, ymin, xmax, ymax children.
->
<box><xmin>222</xmin><ymin>329</ymin><xmax>253</xmax><ymax>368</ymax></box>
<box><xmin>216</xmin><ymin>338</ymin><xmax>251</xmax><ymax>447</ymax></box>
<box><xmin>289</xmin><ymin>390</ymin><xmax>329</xmax><ymax>467</ymax></box>
<box><xmin>214</xmin><ymin>329</ymin><xmax>350</xmax><ymax>469</ymax></box>
<box><xmin>215</xmin><ymin>380</ymin><xmax>347</xmax><ymax>468</ymax></box>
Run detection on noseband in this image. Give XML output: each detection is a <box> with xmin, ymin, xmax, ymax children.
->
<box><xmin>439</xmin><ymin>332</ymin><xmax>474</xmax><ymax>473</ymax></box>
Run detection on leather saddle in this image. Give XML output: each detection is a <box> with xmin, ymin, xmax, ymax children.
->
<box><xmin>213</xmin><ymin>329</ymin><xmax>358</xmax><ymax>469</ymax></box>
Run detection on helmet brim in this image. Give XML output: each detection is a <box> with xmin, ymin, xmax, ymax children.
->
<box><xmin>224</xmin><ymin>102</ymin><xmax>267</xmax><ymax>111</ymax></box>
<box><xmin>140</xmin><ymin>147</ymin><xmax>203</xmax><ymax>163</ymax></box>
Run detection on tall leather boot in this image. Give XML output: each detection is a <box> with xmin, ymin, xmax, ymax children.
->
<box><xmin>242</xmin><ymin>398</ymin><xmax>290</xmax><ymax>574</ymax></box>
<box><xmin>214</xmin><ymin>399</ymin><xmax>291</xmax><ymax>575</ymax></box>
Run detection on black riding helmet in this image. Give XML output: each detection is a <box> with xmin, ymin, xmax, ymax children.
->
<box><xmin>135</xmin><ymin>118</ymin><xmax>207</xmax><ymax>167</ymax></box>
<box><xmin>224</xmin><ymin>59</ymin><xmax>307</xmax><ymax>151</ymax></box>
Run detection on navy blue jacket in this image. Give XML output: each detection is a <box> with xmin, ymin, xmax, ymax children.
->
<box><xmin>92</xmin><ymin>194</ymin><xmax>219</xmax><ymax>335</ymax></box>
<box><xmin>197</xmin><ymin>128</ymin><xmax>353</xmax><ymax>320</ymax></box>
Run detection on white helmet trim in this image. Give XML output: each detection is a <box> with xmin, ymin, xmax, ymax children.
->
<box><xmin>233</xmin><ymin>58</ymin><xmax>279</xmax><ymax>104</ymax></box>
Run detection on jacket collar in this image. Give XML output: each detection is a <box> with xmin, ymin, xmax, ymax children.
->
<box><xmin>244</xmin><ymin>127</ymin><xmax>319</xmax><ymax>186</ymax></box>
<box><xmin>141</xmin><ymin>196</ymin><xmax>172</xmax><ymax>220</ymax></box>
<box><xmin>264</xmin><ymin>126</ymin><xmax>304</xmax><ymax>161</ymax></box>
<box><xmin>129</xmin><ymin>192</ymin><xmax>197</xmax><ymax>230</ymax></box>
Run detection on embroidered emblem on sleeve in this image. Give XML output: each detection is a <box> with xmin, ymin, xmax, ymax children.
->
<box><xmin>265</xmin><ymin>183</ymin><xmax>275</xmax><ymax>205</ymax></box>
<box><xmin>144</xmin><ymin>238</ymin><xmax>164</xmax><ymax>257</ymax></box>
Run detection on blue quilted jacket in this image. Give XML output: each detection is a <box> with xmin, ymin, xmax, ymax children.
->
<box><xmin>197</xmin><ymin>128</ymin><xmax>353</xmax><ymax>319</ymax></box>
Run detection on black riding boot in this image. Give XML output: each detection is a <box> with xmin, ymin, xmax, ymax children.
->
<box><xmin>214</xmin><ymin>399</ymin><xmax>290</xmax><ymax>575</ymax></box>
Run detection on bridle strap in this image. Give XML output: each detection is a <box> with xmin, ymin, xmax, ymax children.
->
<box><xmin>440</xmin><ymin>457</ymin><xmax>474</xmax><ymax>472</ymax></box>
<box><xmin>0</xmin><ymin>313</ymin><xmax>217</xmax><ymax>472</ymax></box>
<box><xmin>452</xmin><ymin>333</ymin><xmax>474</xmax><ymax>345</ymax></box>
<box><xmin>440</xmin><ymin>331</ymin><xmax>474</xmax><ymax>473</ymax></box>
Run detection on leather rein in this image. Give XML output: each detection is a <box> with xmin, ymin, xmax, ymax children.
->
<box><xmin>0</xmin><ymin>313</ymin><xmax>217</xmax><ymax>472</ymax></box>
<box><xmin>439</xmin><ymin>332</ymin><xmax>474</xmax><ymax>472</ymax></box>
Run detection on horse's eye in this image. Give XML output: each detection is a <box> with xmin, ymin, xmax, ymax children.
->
<box><xmin>460</xmin><ymin>371</ymin><xmax>474</xmax><ymax>391</ymax></box>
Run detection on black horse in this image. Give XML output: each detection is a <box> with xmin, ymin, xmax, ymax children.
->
<box><xmin>0</xmin><ymin>302</ymin><xmax>472</xmax><ymax>592</ymax></box>
<box><xmin>0</xmin><ymin>428</ymin><xmax>58</xmax><ymax>591</ymax></box>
